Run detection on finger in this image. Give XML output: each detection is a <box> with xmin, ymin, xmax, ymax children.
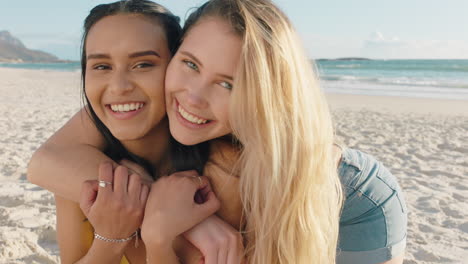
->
<box><xmin>197</xmin><ymin>177</ymin><xmax>215</xmax><ymax>202</ymax></box>
<box><xmin>127</xmin><ymin>173</ymin><xmax>142</xmax><ymax>201</ymax></box>
<box><xmin>205</xmin><ymin>251</ymin><xmax>218</xmax><ymax>264</ymax></box>
<box><xmin>191</xmin><ymin>198</ymin><xmax>220</xmax><ymax>228</ymax></box>
<box><xmin>196</xmin><ymin>189</ymin><xmax>220</xmax><ymax>217</ymax></box>
<box><xmin>186</xmin><ymin>175</ymin><xmax>206</xmax><ymax>191</ymax></box>
<box><xmin>173</xmin><ymin>170</ymin><xmax>199</xmax><ymax>179</ymax></box>
<box><xmin>194</xmin><ymin>191</ymin><xmax>204</xmax><ymax>204</ymax></box>
<box><xmin>97</xmin><ymin>162</ymin><xmax>114</xmax><ymax>197</ymax></box>
<box><xmin>113</xmin><ymin>166</ymin><xmax>129</xmax><ymax>196</ymax></box>
<box><xmin>214</xmin><ymin>223</ymin><xmax>229</xmax><ymax>264</ymax></box>
<box><xmin>110</xmin><ymin>160</ymin><xmax>119</xmax><ymax>170</ymax></box>
<box><xmin>204</xmin><ymin>241</ymin><xmax>218</xmax><ymax>264</ymax></box>
<box><xmin>79</xmin><ymin>180</ymin><xmax>99</xmax><ymax>216</ymax></box>
<box><xmin>196</xmin><ymin>176</ymin><xmax>216</xmax><ymax>203</ymax></box>
<box><xmin>199</xmin><ymin>176</ymin><xmax>214</xmax><ymax>189</ymax></box>
<box><xmin>140</xmin><ymin>184</ymin><xmax>150</xmax><ymax>204</ymax></box>
<box><xmin>226</xmin><ymin>233</ymin><xmax>242</xmax><ymax>264</ymax></box>
<box><xmin>172</xmin><ymin>173</ymin><xmax>203</xmax><ymax>194</ymax></box>
<box><xmin>120</xmin><ymin>159</ymin><xmax>154</xmax><ymax>183</ymax></box>
<box><xmin>218</xmin><ymin>249</ymin><xmax>227</xmax><ymax>264</ymax></box>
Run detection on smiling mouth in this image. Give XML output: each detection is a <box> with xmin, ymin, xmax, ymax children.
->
<box><xmin>108</xmin><ymin>102</ymin><xmax>144</xmax><ymax>113</ymax></box>
<box><xmin>177</xmin><ymin>104</ymin><xmax>210</xmax><ymax>125</ymax></box>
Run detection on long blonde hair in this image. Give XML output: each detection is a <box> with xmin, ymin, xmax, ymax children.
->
<box><xmin>184</xmin><ymin>1</ymin><xmax>343</xmax><ymax>263</ymax></box>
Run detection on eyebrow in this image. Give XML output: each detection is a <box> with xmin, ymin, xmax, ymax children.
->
<box><xmin>87</xmin><ymin>50</ymin><xmax>161</xmax><ymax>60</ymax></box>
<box><xmin>217</xmin><ymin>73</ymin><xmax>233</xmax><ymax>81</ymax></box>
<box><xmin>180</xmin><ymin>51</ymin><xmax>203</xmax><ymax>67</ymax></box>
<box><xmin>180</xmin><ymin>50</ymin><xmax>233</xmax><ymax>80</ymax></box>
<box><xmin>129</xmin><ymin>50</ymin><xmax>161</xmax><ymax>58</ymax></box>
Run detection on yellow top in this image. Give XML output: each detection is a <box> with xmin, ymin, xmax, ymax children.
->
<box><xmin>83</xmin><ymin>220</ymin><xmax>130</xmax><ymax>264</ymax></box>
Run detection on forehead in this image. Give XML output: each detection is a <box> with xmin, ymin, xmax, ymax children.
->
<box><xmin>86</xmin><ymin>14</ymin><xmax>168</xmax><ymax>56</ymax></box>
<box><xmin>181</xmin><ymin>17</ymin><xmax>242</xmax><ymax>68</ymax></box>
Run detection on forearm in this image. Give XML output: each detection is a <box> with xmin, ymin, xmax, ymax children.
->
<box><xmin>28</xmin><ymin>144</ymin><xmax>114</xmax><ymax>202</ymax></box>
<box><xmin>72</xmin><ymin>240</ymin><xmax>128</xmax><ymax>264</ymax></box>
<box><xmin>55</xmin><ymin>195</ymin><xmax>127</xmax><ymax>264</ymax></box>
<box><xmin>146</xmin><ymin>242</ymin><xmax>180</xmax><ymax>264</ymax></box>
<box><xmin>28</xmin><ymin>108</ymin><xmax>110</xmax><ymax>202</ymax></box>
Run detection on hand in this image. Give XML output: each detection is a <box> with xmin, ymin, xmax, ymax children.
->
<box><xmin>184</xmin><ymin>215</ymin><xmax>245</xmax><ymax>264</ymax></box>
<box><xmin>80</xmin><ymin>162</ymin><xmax>149</xmax><ymax>240</ymax></box>
<box><xmin>118</xmin><ymin>159</ymin><xmax>154</xmax><ymax>186</ymax></box>
<box><xmin>141</xmin><ymin>171</ymin><xmax>220</xmax><ymax>247</ymax></box>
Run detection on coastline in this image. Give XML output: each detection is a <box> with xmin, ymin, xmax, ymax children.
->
<box><xmin>0</xmin><ymin>67</ymin><xmax>466</xmax><ymax>263</ymax></box>
<box><xmin>326</xmin><ymin>93</ymin><xmax>468</xmax><ymax>116</ymax></box>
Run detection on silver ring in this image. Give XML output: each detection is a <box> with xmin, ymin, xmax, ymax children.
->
<box><xmin>98</xmin><ymin>180</ymin><xmax>113</xmax><ymax>188</ymax></box>
<box><xmin>191</xmin><ymin>176</ymin><xmax>202</xmax><ymax>187</ymax></box>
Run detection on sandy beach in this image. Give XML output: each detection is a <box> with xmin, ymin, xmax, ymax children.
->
<box><xmin>1</xmin><ymin>67</ymin><xmax>467</xmax><ymax>263</ymax></box>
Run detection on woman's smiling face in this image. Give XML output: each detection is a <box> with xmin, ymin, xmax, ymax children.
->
<box><xmin>165</xmin><ymin>17</ymin><xmax>242</xmax><ymax>146</ymax></box>
<box><xmin>85</xmin><ymin>14</ymin><xmax>170</xmax><ymax>141</ymax></box>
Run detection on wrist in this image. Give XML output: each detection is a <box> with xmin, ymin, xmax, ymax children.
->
<box><xmin>143</xmin><ymin>233</ymin><xmax>174</xmax><ymax>250</ymax></box>
<box><xmin>88</xmin><ymin>238</ymin><xmax>129</xmax><ymax>260</ymax></box>
<box><xmin>94</xmin><ymin>230</ymin><xmax>138</xmax><ymax>244</ymax></box>
<box><xmin>91</xmin><ymin>230</ymin><xmax>139</xmax><ymax>254</ymax></box>
<box><xmin>141</xmin><ymin>225</ymin><xmax>176</xmax><ymax>247</ymax></box>
<box><xmin>146</xmin><ymin>240</ymin><xmax>179</xmax><ymax>264</ymax></box>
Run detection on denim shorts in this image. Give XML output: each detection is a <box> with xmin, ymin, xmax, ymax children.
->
<box><xmin>336</xmin><ymin>148</ymin><xmax>407</xmax><ymax>264</ymax></box>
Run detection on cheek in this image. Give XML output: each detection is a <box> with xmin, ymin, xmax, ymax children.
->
<box><xmin>212</xmin><ymin>94</ymin><xmax>231</xmax><ymax>127</ymax></box>
<box><xmin>165</xmin><ymin>63</ymin><xmax>180</xmax><ymax>95</ymax></box>
<box><xmin>144</xmin><ymin>69</ymin><xmax>167</xmax><ymax>99</ymax></box>
<box><xmin>84</xmin><ymin>77</ymin><xmax>100</xmax><ymax>105</ymax></box>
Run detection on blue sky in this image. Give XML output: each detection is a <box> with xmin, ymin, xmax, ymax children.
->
<box><xmin>1</xmin><ymin>0</ymin><xmax>467</xmax><ymax>60</ymax></box>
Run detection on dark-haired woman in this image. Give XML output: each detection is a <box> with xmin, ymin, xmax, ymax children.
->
<box><xmin>42</xmin><ymin>1</ymin><xmax>230</xmax><ymax>263</ymax></box>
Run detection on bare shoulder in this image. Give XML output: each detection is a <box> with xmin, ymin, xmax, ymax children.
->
<box><xmin>205</xmin><ymin>139</ymin><xmax>240</xmax><ymax>176</ymax></box>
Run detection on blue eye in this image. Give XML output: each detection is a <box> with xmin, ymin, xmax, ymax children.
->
<box><xmin>184</xmin><ymin>60</ymin><xmax>199</xmax><ymax>71</ymax></box>
<box><xmin>219</xmin><ymin>81</ymin><xmax>233</xmax><ymax>90</ymax></box>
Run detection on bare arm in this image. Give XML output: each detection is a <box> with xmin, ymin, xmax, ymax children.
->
<box><xmin>55</xmin><ymin>195</ymin><xmax>127</xmax><ymax>263</ymax></box>
<box><xmin>28</xmin><ymin>108</ymin><xmax>113</xmax><ymax>202</ymax></box>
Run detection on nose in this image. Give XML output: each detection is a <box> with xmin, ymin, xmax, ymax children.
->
<box><xmin>185</xmin><ymin>78</ymin><xmax>209</xmax><ymax>109</ymax></box>
<box><xmin>109</xmin><ymin>69</ymin><xmax>134</xmax><ymax>95</ymax></box>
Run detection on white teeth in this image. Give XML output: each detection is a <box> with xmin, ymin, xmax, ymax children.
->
<box><xmin>110</xmin><ymin>103</ymin><xmax>143</xmax><ymax>113</ymax></box>
<box><xmin>178</xmin><ymin>105</ymin><xmax>208</xmax><ymax>125</ymax></box>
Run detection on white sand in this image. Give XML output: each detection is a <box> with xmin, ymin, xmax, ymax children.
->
<box><xmin>0</xmin><ymin>68</ymin><xmax>81</xmax><ymax>263</ymax></box>
<box><xmin>1</xmin><ymin>67</ymin><xmax>467</xmax><ymax>263</ymax></box>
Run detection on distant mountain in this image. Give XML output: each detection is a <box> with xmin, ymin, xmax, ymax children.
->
<box><xmin>0</xmin><ymin>30</ymin><xmax>61</xmax><ymax>63</ymax></box>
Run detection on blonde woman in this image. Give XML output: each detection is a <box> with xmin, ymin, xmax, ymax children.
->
<box><xmin>29</xmin><ymin>0</ymin><xmax>406</xmax><ymax>263</ymax></box>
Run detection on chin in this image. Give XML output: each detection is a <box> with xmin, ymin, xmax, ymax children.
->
<box><xmin>170</xmin><ymin>131</ymin><xmax>204</xmax><ymax>146</ymax></box>
<box><xmin>110</xmin><ymin>128</ymin><xmax>145</xmax><ymax>141</ymax></box>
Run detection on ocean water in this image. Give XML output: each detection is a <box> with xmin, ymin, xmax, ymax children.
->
<box><xmin>1</xmin><ymin>60</ymin><xmax>468</xmax><ymax>100</ymax></box>
<box><xmin>316</xmin><ymin>59</ymin><xmax>468</xmax><ymax>100</ymax></box>
<box><xmin>0</xmin><ymin>62</ymin><xmax>81</xmax><ymax>72</ymax></box>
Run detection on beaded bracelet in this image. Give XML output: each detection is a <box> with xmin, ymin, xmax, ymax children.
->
<box><xmin>94</xmin><ymin>230</ymin><xmax>139</xmax><ymax>248</ymax></box>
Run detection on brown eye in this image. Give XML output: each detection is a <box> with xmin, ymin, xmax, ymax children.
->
<box><xmin>134</xmin><ymin>62</ymin><xmax>154</xmax><ymax>69</ymax></box>
<box><xmin>93</xmin><ymin>64</ymin><xmax>111</xmax><ymax>70</ymax></box>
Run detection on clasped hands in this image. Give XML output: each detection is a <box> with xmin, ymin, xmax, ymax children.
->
<box><xmin>79</xmin><ymin>160</ymin><xmax>244</xmax><ymax>264</ymax></box>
